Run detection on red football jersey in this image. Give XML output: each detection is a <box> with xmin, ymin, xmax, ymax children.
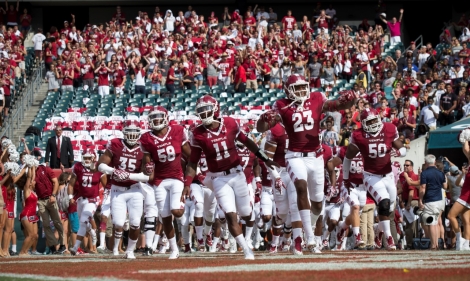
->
<box><xmin>350</xmin><ymin>123</ymin><xmax>398</xmax><ymax>175</ymax></box>
<box><xmin>139</xmin><ymin>125</ymin><xmax>187</xmax><ymax>186</ymax></box>
<box><xmin>189</xmin><ymin>117</ymin><xmax>246</xmax><ymax>173</ymax></box>
<box><xmin>107</xmin><ymin>138</ymin><xmax>144</xmax><ymax>187</ymax></box>
<box><xmin>322</xmin><ymin>144</ymin><xmax>333</xmax><ymax>166</ymax></box>
<box><xmin>266</xmin><ymin>123</ymin><xmax>288</xmax><ymax>167</ymax></box>
<box><xmin>237</xmin><ymin>146</ymin><xmax>256</xmax><ymax>184</ymax></box>
<box><xmin>338</xmin><ymin>146</ymin><xmax>364</xmax><ymax>185</ymax></box>
<box><xmin>198</xmin><ymin>152</ymin><xmax>208</xmax><ymax>177</ymax></box>
<box><xmin>72</xmin><ymin>162</ymin><xmax>102</xmax><ymax>199</ymax></box>
<box><xmin>273</xmin><ymin>92</ymin><xmax>326</xmax><ymax>152</ymax></box>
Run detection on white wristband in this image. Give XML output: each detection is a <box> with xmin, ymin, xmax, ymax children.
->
<box><xmin>68</xmin><ymin>194</ymin><xmax>73</xmax><ymax>200</ymax></box>
<box><xmin>398</xmin><ymin>146</ymin><xmax>407</xmax><ymax>157</ymax></box>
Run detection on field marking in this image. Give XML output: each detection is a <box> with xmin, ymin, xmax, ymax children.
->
<box><xmin>0</xmin><ymin>273</ymin><xmax>128</xmax><ymax>281</ymax></box>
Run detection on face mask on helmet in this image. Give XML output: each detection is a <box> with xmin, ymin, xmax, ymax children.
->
<box><xmin>123</xmin><ymin>122</ymin><xmax>141</xmax><ymax>145</ymax></box>
<box><xmin>287</xmin><ymin>81</ymin><xmax>310</xmax><ymax>103</ymax></box>
<box><xmin>81</xmin><ymin>152</ymin><xmax>95</xmax><ymax>168</ymax></box>
<box><xmin>148</xmin><ymin>111</ymin><xmax>168</xmax><ymax>130</ymax></box>
<box><xmin>362</xmin><ymin>115</ymin><xmax>383</xmax><ymax>134</ymax></box>
<box><xmin>196</xmin><ymin>104</ymin><xmax>215</xmax><ymax>126</ymax></box>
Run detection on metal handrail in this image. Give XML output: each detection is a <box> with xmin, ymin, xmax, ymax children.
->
<box><xmin>1</xmin><ymin>63</ymin><xmax>43</xmax><ymax>145</ymax></box>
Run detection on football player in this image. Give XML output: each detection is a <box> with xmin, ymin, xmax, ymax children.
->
<box><xmin>257</xmin><ymin>74</ymin><xmax>356</xmax><ymax>252</ymax></box>
<box><xmin>343</xmin><ymin>108</ymin><xmax>406</xmax><ymax>250</ymax></box>
<box><xmin>97</xmin><ymin>176</ymin><xmax>112</xmax><ymax>253</ymax></box>
<box><xmin>97</xmin><ymin>120</ymin><xmax>153</xmax><ymax>259</ymax></box>
<box><xmin>184</xmin><ymin>95</ymin><xmax>279</xmax><ymax>260</ymax></box>
<box><xmin>139</xmin><ymin>106</ymin><xmax>191</xmax><ymax>259</ymax></box>
<box><xmin>68</xmin><ymin>149</ymin><xmax>106</xmax><ymax>256</ymax></box>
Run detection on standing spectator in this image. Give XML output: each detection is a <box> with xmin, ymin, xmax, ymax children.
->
<box><xmin>461</xmin><ymin>93</ymin><xmax>470</xmax><ymax>119</ymax></box>
<box><xmin>234</xmin><ymin>60</ymin><xmax>246</xmax><ymax>94</ymax></box>
<box><xmin>44</xmin><ymin>126</ymin><xmax>74</xmax><ymax>169</ymax></box>
<box><xmin>419</xmin><ymin>154</ymin><xmax>446</xmax><ymax>250</ymax></box>
<box><xmin>380</xmin><ymin>9</ymin><xmax>404</xmax><ymax>44</ymax></box>
<box><xmin>206</xmin><ymin>57</ymin><xmax>218</xmax><ymax>88</ymax></box>
<box><xmin>131</xmin><ymin>61</ymin><xmax>146</xmax><ymax>94</ymax></box>
<box><xmin>81</xmin><ymin>57</ymin><xmax>95</xmax><ymax>92</ymax></box>
<box><xmin>420</xmin><ymin>96</ymin><xmax>440</xmax><ymax>131</ymax></box>
<box><xmin>35</xmin><ymin>162</ymin><xmax>65</xmax><ymax>254</ymax></box>
<box><xmin>5</xmin><ymin>0</ymin><xmax>19</xmax><ymax>28</ymax></box>
<box><xmin>397</xmin><ymin>108</ymin><xmax>416</xmax><ymax>140</ymax></box>
<box><xmin>281</xmin><ymin>10</ymin><xmax>296</xmax><ymax>31</ymax></box>
<box><xmin>95</xmin><ymin>61</ymin><xmax>111</xmax><ymax>98</ymax></box>
<box><xmin>19</xmin><ymin>8</ymin><xmax>31</xmax><ymax>37</ymax></box>
<box><xmin>158</xmin><ymin>53</ymin><xmax>171</xmax><ymax>86</ymax></box>
<box><xmin>111</xmin><ymin>62</ymin><xmax>126</xmax><ymax>96</ymax></box>
<box><xmin>360</xmin><ymin>194</ymin><xmax>376</xmax><ymax>250</ymax></box>
<box><xmin>439</xmin><ymin>84</ymin><xmax>458</xmax><ymax>126</ymax></box>
<box><xmin>32</xmin><ymin>28</ymin><xmax>46</xmax><ymax>63</ymax></box>
<box><xmin>321</xmin><ymin>120</ymin><xmax>339</xmax><ymax>148</ymax></box>
<box><xmin>45</xmin><ymin>64</ymin><xmax>60</xmax><ymax>92</ymax></box>
<box><xmin>399</xmin><ymin>160</ymin><xmax>420</xmax><ymax>249</ymax></box>
<box><xmin>165</xmin><ymin>61</ymin><xmax>178</xmax><ymax>96</ymax></box>
<box><xmin>267</xmin><ymin>7</ymin><xmax>277</xmax><ymax>25</ymax></box>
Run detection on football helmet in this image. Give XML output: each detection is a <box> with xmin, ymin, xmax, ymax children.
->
<box><xmin>123</xmin><ymin>120</ymin><xmax>141</xmax><ymax>146</ymax></box>
<box><xmin>148</xmin><ymin>106</ymin><xmax>169</xmax><ymax>131</ymax></box>
<box><xmin>360</xmin><ymin>108</ymin><xmax>383</xmax><ymax>134</ymax></box>
<box><xmin>196</xmin><ymin>95</ymin><xmax>219</xmax><ymax>126</ymax></box>
<box><xmin>284</xmin><ymin>74</ymin><xmax>310</xmax><ymax>104</ymax></box>
<box><xmin>81</xmin><ymin>149</ymin><xmax>96</xmax><ymax>169</ymax></box>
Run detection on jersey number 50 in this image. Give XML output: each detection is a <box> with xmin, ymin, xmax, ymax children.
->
<box><xmin>368</xmin><ymin>143</ymin><xmax>387</xmax><ymax>158</ymax></box>
<box><xmin>293</xmin><ymin>110</ymin><xmax>314</xmax><ymax>132</ymax></box>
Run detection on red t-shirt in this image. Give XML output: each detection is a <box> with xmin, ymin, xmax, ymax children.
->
<box><xmin>97</xmin><ymin>68</ymin><xmax>109</xmax><ymax>86</ymax></box>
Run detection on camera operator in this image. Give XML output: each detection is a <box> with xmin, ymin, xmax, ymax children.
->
<box><xmin>419</xmin><ymin>154</ymin><xmax>447</xmax><ymax>250</ymax></box>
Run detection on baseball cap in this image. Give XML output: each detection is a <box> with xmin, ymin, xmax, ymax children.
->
<box><xmin>450</xmin><ymin>166</ymin><xmax>459</xmax><ymax>175</ymax></box>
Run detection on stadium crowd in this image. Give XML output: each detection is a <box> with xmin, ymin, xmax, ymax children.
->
<box><xmin>1</xmin><ymin>1</ymin><xmax>470</xmax><ymax>259</ymax></box>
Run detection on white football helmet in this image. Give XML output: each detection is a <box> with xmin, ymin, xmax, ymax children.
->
<box><xmin>123</xmin><ymin>120</ymin><xmax>141</xmax><ymax>146</ymax></box>
<box><xmin>81</xmin><ymin>149</ymin><xmax>96</xmax><ymax>169</ymax></box>
<box><xmin>360</xmin><ymin>108</ymin><xmax>383</xmax><ymax>134</ymax></box>
<box><xmin>195</xmin><ymin>95</ymin><xmax>219</xmax><ymax>126</ymax></box>
<box><xmin>284</xmin><ymin>74</ymin><xmax>310</xmax><ymax>104</ymax></box>
<box><xmin>148</xmin><ymin>106</ymin><xmax>169</xmax><ymax>131</ymax></box>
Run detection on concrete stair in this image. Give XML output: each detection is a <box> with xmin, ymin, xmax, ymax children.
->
<box><xmin>12</xmin><ymin>82</ymin><xmax>49</xmax><ymax>146</ymax></box>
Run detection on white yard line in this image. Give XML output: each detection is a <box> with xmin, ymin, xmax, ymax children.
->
<box><xmin>0</xmin><ymin>273</ymin><xmax>128</xmax><ymax>281</ymax></box>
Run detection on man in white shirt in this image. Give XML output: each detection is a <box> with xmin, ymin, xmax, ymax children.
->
<box><xmin>432</xmin><ymin>81</ymin><xmax>446</xmax><ymax>107</ymax></box>
<box><xmin>32</xmin><ymin>28</ymin><xmax>46</xmax><ymax>63</ymax></box>
<box><xmin>420</xmin><ymin>96</ymin><xmax>440</xmax><ymax>131</ymax></box>
<box><xmin>461</xmin><ymin>94</ymin><xmax>470</xmax><ymax>119</ymax></box>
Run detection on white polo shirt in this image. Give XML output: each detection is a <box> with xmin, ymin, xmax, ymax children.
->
<box><xmin>420</xmin><ymin>105</ymin><xmax>440</xmax><ymax>127</ymax></box>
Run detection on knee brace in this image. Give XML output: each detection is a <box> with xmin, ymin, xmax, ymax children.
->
<box><xmin>378</xmin><ymin>199</ymin><xmax>391</xmax><ymax>216</ymax></box>
<box><xmin>144</xmin><ymin>217</ymin><xmax>156</xmax><ymax>232</ymax></box>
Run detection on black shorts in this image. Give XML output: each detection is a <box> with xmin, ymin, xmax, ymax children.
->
<box><xmin>4</xmin><ymin>95</ymin><xmax>11</xmax><ymax>108</ymax></box>
<box><xmin>0</xmin><ymin>99</ymin><xmax>3</xmax><ymax>107</ymax></box>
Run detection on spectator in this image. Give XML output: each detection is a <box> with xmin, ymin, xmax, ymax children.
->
<box><xmin>399</xmin><ymin>160</ymin><xmax>420</xmax><ymax>249</ymax></box>
<box><xmin>360</xmin><ymin>194</ymin><xmax>376</xmax><ymax>250</ymax></box>
<box><xmin>321</xmin><ymin>120</ymin><xmax>339</xmax><ymax>148</ymax></box>
<box><xmin>95</xmin><ymin>61</ymin><xmax>112</xmax><ymax>98</ymax></box>
<box><xmin>397</xmin><ymin>107</ymin><xmax>416</xmax><ymax>140</ymax></box>
<box><xmin>35</xmin><ymin>162</ymin><xmax>65</xmax><ymax>255</ymax></box>
<box><xmin>419</xmin><ymin>154</ymin><xmax>446</xmax><ymax>250</ymax></box>
<box><xmin>234</xmin><ymin>59</ymin><xmax>246</xmax><ymax>94</ymax></box>
<box><xmin>19</xmin><ymin>8</ymin><xmax>31</xmax><ymax>37</ymax></box>
<box><xmin>461</xmin><ymin>93</ymin><xmax>470</xmax><ymax>119</ymax></box>
<box><xmin>420</xmin><ymin>96</ymin><xmax>439</xmax><ymax>131</ymax></box>
<box><xmin>439</xmin><ymin>84</ymin><xmax>458</xmax><ymax>126</ymax></box>
<box><xmin>32</xmin><ymin>28</ymin><xmax>46</xmax><ymax>63</ymax></box>
<box><xmin>165</xmin><ymin>61</ymin><xmax>178</xmax><ymax>96</ymax></box>
<box><xmin>44</xmin><ymin>126</ymin><xmax>74</xmax><ymax>169</ymax></box>
<box><xmin>380</xmin><ymin>9</ymin><xmax>404</xmax><ymax>44</ymax></box>
<box><xmin>267</xmin><ymin>7</ymin><xmax>277</xmax><ymax>25</ymax></box>
<box><xmin>45</xmin><ymin>64</ymin><xmax>60</xmax><ymax>92</ymax></box>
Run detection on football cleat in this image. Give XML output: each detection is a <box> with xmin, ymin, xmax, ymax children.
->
<box><xmin>282</xmin><ymin>239</ymin><xmax>291</xmax><ymax>252</ymax></box>
<box><xmin>70</xmin><ymin>248</ymin><xmax>77</xmax><ymax>256</ymax></box>
<box><xmin>113</xmin><ymin>249</ymin><xmax>120</xmax><ymax>256</ymax></box>
<box><xmin>292</xmin><ymin>237</ymin><xmax>303</xmax><ymax>256</ymax></box>
<box><xmin>254</xmin><ymin>240</ymin><xmax>261</xmax><ymax>250</ymax></box>
<box><xmin>169</xmin><ymin>250</ymin><xmax>179</xmax><ymax>259</ymax></box>
<box><xmin>269</xmin><ymin>244</ymin><xmax>278</xmax><ymax>254</ymax></box>
<box><xmin>184</xmin><ymin>244</ymin><xmax>192</xmax><ymax>253</ymax></box>
<box><xmin>375</xmin><ymin>231</ymin><xmax>384</xmax><ymax>249</ymax></box>
<box><xmin>246</xmin><ymin>238</ymin><xmax>254</xmax><ymax>250</ymax></box>
<box><xmin>124</xmin><ymin>251</ymin><xmax>136</xmax><ymax>259</ymax></box>
<box><xmin>386</xmin><ymin>236</ymin><xmax>396</xmax><ymax>251</ymax></box>
<box><xmin>313</xmin><ymin>246</ymin><xmax>322</xmax><ymax>254</ymax></box>
<box><xmin>306</xmin><ymin>236</ymin><xmax>316</xmax><ymax>250</ymax></box>
<box><xmin>229</xmin><ymin>241</ymin><xmax>237</xmax><ymax>253</ymax></box>
<box><xmin>143</xmin><ymin>246</ymin><xmax>152</xmax><ymax>256</ymax></box>
<box><xmin>197</xmin><ymin>239</ymin><xmax>206</xmax><ymax>252</ymax></box>
<box><xmin>206</xmin><ymin>234</ymin><xmax>213</xmax><ymax>247</ymax></box>
<box><xmin>336</xmin><ymin>228</ymin><xmax>346</xmax><ymax>244</ymax></box>
<box><xmin>354</xmin><ymin>234</ymin><xmax>366</xmax><ymax>249</ymax></box>
<box><xmin>243</xmin><ymin>247</ymin><xmax>255</xmax><ymax>260</ymax></box>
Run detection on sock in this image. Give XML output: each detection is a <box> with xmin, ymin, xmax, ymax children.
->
<box><xmin>310</xmin><ymin>213</ymin><xmax>320</xmax><ymax>228</ymax></box>
<box><xmin>145</xmin><ymin>230</ymin><xmax>155</xmax><ymax>248</ymax></box>
<box><xmin>299</xmin><ymin>210</ymin><xmax>314</xmax><ymax>239</ymax></box>
<box><xmin>322</xmin><ymin>230</ymin><xmax>330</xmax><ymax>241</ymax></box>
<box><xmin>168</xmin><ymin>236</ymin><xmax>178</xmax><ymax>252</ymax></box>
<box><xmin>195</xmin><ymin>225</ymin><xmax>204</xmax><ymax>241</ymax></box>
<box><xmin>315</xmin><ymin>235</ymin><xmax>322</xmax><ymax>247</ymax></box>
<box><xmin>338</xmin><ymin>221</ymin><xmax>347</xmax><ymax>230</ymax></box>
<box><xmin>113</xmin><ymin>238</ymin><xmax>121</xmax><ymax>252</ymax></box>
<box><xmin>235</xmin><ymin>234</ymin><xmax>249</xmax><ymax>249</ymax></box>
<box><xmin>292</xmin><ymin>228</ymin><xmax>302</xmax><ymax>240</ymax></box>
<box><xmin>152</xmin><ymin>234</ymin><xmax>161</xmax><ymax>251</ymax></box>
<box><xmin>204</xmin><ymin>224</ymin><xmax>212</xmax><ymax>236</ymax></box>
<box><xmin>352</xmin><ymin>227</ymin><xmax>360</xmax><ymax>236</ymax></box>
<box><xmin>11</xmin><ymin>245</ymin><xmax>16</xmax><ymax>252</ymax></box>
<box><xmin>381</xmin><ymin>220</ymin><xmax>392</xmax><ymax>238</ymax></box>
<box><xmin>127</xmin><ymin>238</ymin><xmax>137</xmax><ymax>253</ymax></box>
<box><xmin>89</xmin><ymin>229</ymin><xmax>97</xmax><ymax>245</ymax></box>
<box><xmin>73</xmin><ymin>240</ymin><xmax>81</xmax><ymax>252</ymax></box>
<box><xmin>99</xmin><ymin>232</ymin><xmax>106</xmax><ymax>248</ymax></box>
<box><xmin>245</xmin><ymin>226</ymin><xmax>254</xmax><ymax>240</ymax></box>
<box><xmin>464</xmin><ymin>238</ymin><xmax>470</xmax><ymax>250</ymax></box>
<box><xmin>212</xmin><ymin>237</ymin><xmax>220</xmax><ymax>248</ymax></box>
<box><xmin>272</xmin><ymin>235</ymin><xmax>280</xmax><ymax>247</ymax></box>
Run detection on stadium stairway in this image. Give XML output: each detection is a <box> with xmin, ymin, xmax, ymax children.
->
<box><xmin>12</xmin><ymin>82</ymin><xmax>48</xmax><ymax>145</ymax></box>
